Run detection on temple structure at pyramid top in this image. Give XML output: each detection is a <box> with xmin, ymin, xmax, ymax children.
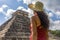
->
<box><xmin>0</xmin><ymin>10</ymin><xmax>30</xmax><ymax>40</ymax></box>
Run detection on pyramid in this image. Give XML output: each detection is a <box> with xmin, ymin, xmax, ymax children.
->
<box><xmin>2</xmin><ymin>10</ymin><xmax>30</xmax><ymax>40</ymax></box>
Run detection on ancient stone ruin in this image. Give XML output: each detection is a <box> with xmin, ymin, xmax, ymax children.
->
<box><xmin>0</xmin><ymin>10</ymin><xmax>30</xmax><ymax>40</ymax></box>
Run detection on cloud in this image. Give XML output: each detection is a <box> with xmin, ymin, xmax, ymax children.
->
<box><xmin>17</xmin><ymin>6</ymin><xmax>34</xmax><ymax>18</ymax></box>
<box><xmin>0</xmin><ymin>4</ymin><xmax>8</xmax><ymax>12</ymax></box>
<box><xmin>48</xmin><ymin>12</ymin><xmax>53</xmax><ymax>17</ymax></box>
<box><xmin>22</xmin><ymin>8</ymin><xmax>34</xmax><ymax>18</ymax></box>
<box><xmin>4</xmin><ymin>17</ymin><xmax>9</xmax><ymax>20</ymax></box>
<box><xmin>40</xmin><ymin>0</ymin><xmax>48</xmax><ymax>5</ymax></box>
<box><xmin>17</xmin><ymin>6</ymin><xmax>24</xmax><ymax>10</ymax></box>
<box><xmin>2</xmin><ymin>4</ymin><xmax>8</xmax><ymax>8</ymax></box>
<box><xmin>53</xmin><ymin>20</ymin><xmax>60</xmax><ymax>30</ymax></box>
<box><xmin>0</xmin><ymin>7</ymin><xmax>3</xmax><ymax>12</ymax></box>
<box><xmin>23</xmin><ymin>0</ymin><xmax>32</xmax><ymax>4</ymax></box>
<box><xmin>48</xmin><ymin>11</ymin><xmax>60</xmax><ymax>30</ymax></box>
<box><xmin>6</xmin><ymin>9</ymin><xmax>16</xmax><ymax>17</ymax></box>
<box><xmin>0</xmin><ymin>4</ymin><xmax>15</xmax><ymax>19</ymax></box>
<box><xmin>0</xmin><ymin>4</ymin><xmax>9</xmax><ymax>21</ymax></box>
<box><xmin>47</xmin><ymin>0</ymin><xmax>60</xmax><ymax>12</ymax></box>
<box><xmin>55</xmin><ymin>11</ymin><xmax>60</xmax><ymax>16</ymax></box>
<box><xmin>3</xmin><ymin>9</ymin><xmax>16</xmax><ymax>25</ymax></box>
<box><xmin>17</xmin><ymin>0</ymin><xmax>42</xmax><ymax>5</ymax></box>
<box><xmin>0</xmin><ymin>5</ymin><xmax>15</xmax><ymax>20</ymax></box>
<box><xmin>23</xmin><ymin>0</ymin><xmax>41</xmax><ymax>5</ymax></box>
<box><xmin>17</xmin><ymin>6</ymin><xmax>32</xmax><ymax>13</ymax></box>
<box><xmin>17</xmin><ymin>0</ymin><xmax>31</xmax><ymax>4</ymax></box>
<box><xmin>49</xmin><ymin>19</ymin><xmax>60</xmax><ymax>30</ymax></box>
<box><xmin>0</xmin><ymin>4</ymin><xmax>16</xmax><ymax>26</ymax></box>
<box><xmin>17</xmin><ymin>0</ymin><xmax>21</xmax><ymax>2</ymax></box>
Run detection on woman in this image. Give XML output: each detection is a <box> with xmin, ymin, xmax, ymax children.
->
<box><xmin>28</xmin><ymin>1</ymin><xmax>49</xmax><ymax>40</ymax></box>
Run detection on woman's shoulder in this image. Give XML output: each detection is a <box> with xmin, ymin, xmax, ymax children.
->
<box><xmin>31</xmin><ymin>16</ymin><xmax>35</xmax><ymax>19</ymax></box>
<box><xmin>31</xmin><ymin>16</ymin><xmax>40</xmax><ymax>21</ymax></box>
<box><xmin>31</xmin><ymin>16</ymin><xmax>41</xmax><ymax>27</ymax></box>
<box><xmin>31</xmin><ymin>16</ymin><xmax>38</xmax><ymax>19</ymax></box>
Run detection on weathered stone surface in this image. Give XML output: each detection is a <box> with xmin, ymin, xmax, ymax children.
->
<box><xmin>2</xmin><ymin>10</ymin><xmax>30</xmax><ymax>40</ymax></box>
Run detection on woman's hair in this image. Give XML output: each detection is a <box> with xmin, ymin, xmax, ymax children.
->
<box><xmin>35</xmin><ymin>11</ymin><xmax>49</xmax><ymax>29</ymax></box>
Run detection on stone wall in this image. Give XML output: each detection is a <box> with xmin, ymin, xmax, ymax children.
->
<box><xmin>2</xmin><ymin>10</ymin><xmax>30</xmax><ymax>40</ymax></box>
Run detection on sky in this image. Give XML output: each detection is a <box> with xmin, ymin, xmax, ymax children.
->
<box><xmin>0</xmin><ymin>0</ymin><xmax>60</xmax><ymax>30</ymax></box>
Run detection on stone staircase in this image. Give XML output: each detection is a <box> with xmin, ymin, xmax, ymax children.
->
<box><xmin>0</xmin><ymin>16</ymin><xmax>16</xmax><ymax>39</ymax></box>
<box><xmin>1</xmin><ymin>10</ymin><xmax>30</xmax><ymax>40</ymax></box>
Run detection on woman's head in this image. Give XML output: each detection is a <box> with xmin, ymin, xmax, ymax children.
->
<box><xmin>34</xmin><ymin>11</ymin><xmax>49</xmax><ymax>29</ymax></box>
<box><xmin>28</xmin><ymin>1</ymin><xmax>49</xmax><ymax>29</ymax></box>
